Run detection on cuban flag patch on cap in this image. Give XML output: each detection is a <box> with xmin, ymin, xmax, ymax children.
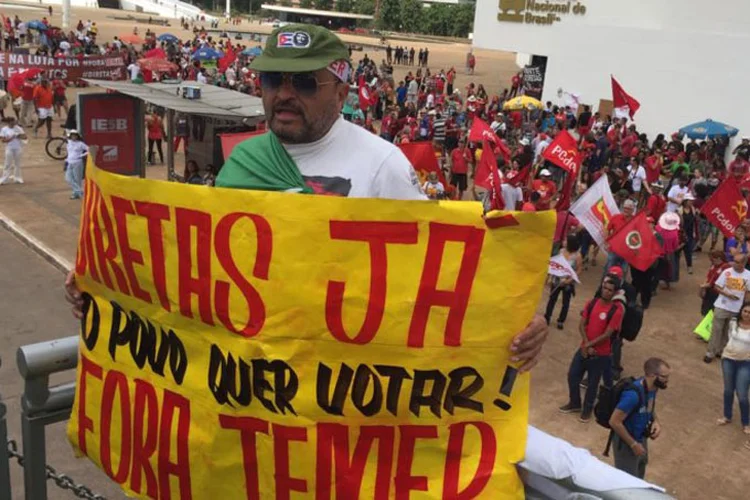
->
<box><xmin>277</xmin><ymin>31</ymin><xmax>312</xmax><ymax>48</ymax></box>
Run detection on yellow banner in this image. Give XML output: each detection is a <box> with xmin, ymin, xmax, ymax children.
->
<box><xmin>67</xmin><ymin>163</ymin><xmax>554</xmax><ymax>499</ymax></box>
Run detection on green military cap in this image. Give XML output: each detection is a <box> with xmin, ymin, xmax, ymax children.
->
<box><xmin>250</xmin><ymin>24</ymin><xmax>351</xmax><ymax>79</ymax></box>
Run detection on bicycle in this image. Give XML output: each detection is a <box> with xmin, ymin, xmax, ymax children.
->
<box><xmin>45</xmin><ymin>135</ymin><xmax>68</xmax><ymax>161</ymax></box>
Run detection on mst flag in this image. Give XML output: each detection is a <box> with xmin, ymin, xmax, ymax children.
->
<box><xmin>542</xmin><ymin>130</ymin><xmax>581</xmax><ymax>174</ymax></box>
<box><xmin>607</xmin><ymin>212</ymin><xmax>661</xmax><ymax>271</ymax></box>
<box><xmin>611</xmin><ymin>75</ymin><xmax>641</xmax><ymax>119</ymax></box>
<box><xmin>702</xmin><ymin>176</ymin><xmax>748</xmax><ymax>237</ymax></box>
<box><xmin>570</xmin><ymin>176</ymin><xmax>620</xmax><ymax>247</ymax></box>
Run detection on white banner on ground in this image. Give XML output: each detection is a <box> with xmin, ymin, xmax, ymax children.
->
<box><xmin>548</xmin><ymin>253</ymin><xmax>581</xmax><ymax>283</ymax></box>
<box><xmin>570</xmin><ymin>176</ymin><xmax>621</xmax><ymax>248</ymax></box>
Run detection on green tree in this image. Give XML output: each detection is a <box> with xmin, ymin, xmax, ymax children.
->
<box><xmin>314</xmin><ymin>0</ymin><xmax>334</xmax><ymax>10</ymax></box>
<box><xmin>335</xmin><ymin>0</ymin><xmax>354</xmax><ymax>12</ymax></box>
<box><xmin>279</xmin><ymin>0</ymin><xmax>293</xmax><ymax>7</ymax></box>
<box><xmin>299</xmin><ymin>0</ymin><xmax>313</xmax><ymax>8</ymax></box>
<box><xmin>376</xmin><ymin>0</ymin><xmax>401</xmax><ymax>30</ymax></box>
<box><xmin>353</xmin><ymin>0</ymin><xmax>374</xmax><ymax>16</ymax></box>
<box><xmin>400</xmin><ymin>0</ymin><xmax>423</xmax><ymax>33</ymax></box>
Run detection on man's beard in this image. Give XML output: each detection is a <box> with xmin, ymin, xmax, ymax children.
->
<box><xmin>269</xmin><ymin>100</ymin><xmax>334</xmax><ymax>144</ymax></box>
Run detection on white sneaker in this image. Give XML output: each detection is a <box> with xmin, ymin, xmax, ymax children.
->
<box><xmin>14</xmin><ymin>178</ymin><xmax>23</xmax><ymax>184</ymax></box>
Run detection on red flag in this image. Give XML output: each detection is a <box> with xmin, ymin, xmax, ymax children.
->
<box><xmin>505</xmin><ymin>165</ymin><xmax>529</xmax><ymax>187</ymax></box>
<box><xmin>398</xmin><ymin>142</ymin><xmax>447</xmax><ymax>186</ymax></box>
<box><xmin>218</xmin><ymin>47</ymin><xmax>237</xmax><ymax>72</ymax></box>
<box><xmin>555</xmin><ymin>170</ymin><xmax>577</xmax><ymax>212</ymax></box>
<box><xmin>542</xmin><ymin>130</ymin><xmax>581</xmax><ymax>173</ymax></box>
<box><xmin>611</xmin><ymin>76</ymin><xmax>641</xmax><ymax>119</ymax></box>
<box><xmin>606</xmin><ymin>212</ymin><xmax>661</xmax><ymax>271</ymax></box>
<box><xmin>358</xmin><ymin>85</ymin><xmax>373</xmax><ymax>110</ymax></box>
<box><xmin>702</xmin><ymin>176</ymin><xmax>748</xmax><ymax>237</ymax></box>
<box><xmin>473</xmin><ymin>140</ymin><xmax>504</xmax><ymax>209</ymax></box>
<box><xmin>469</xmin><ymin>119</ymin><xmax>510</xmax><ymax>161</ymax></box>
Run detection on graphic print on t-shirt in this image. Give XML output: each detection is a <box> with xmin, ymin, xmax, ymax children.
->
<box><xmin>303</xmin><ymin>175</ymin><xmax>352</xmax><ymax>197</ymax></box>
<box><xmin>725</xmin><ymin>276</ymin><xmax>747</xmax><ymax>292</ymax></box>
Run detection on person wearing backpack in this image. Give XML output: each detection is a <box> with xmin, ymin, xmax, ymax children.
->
<box><xmin>559</xmin><ymin>277</ymin><xmax>624</xmax><ymax>422</ymax></box>
<box><xmin>591</xmin><ymin>266</ymin><xmax>643</xmax><ymax>381</ymax></box>
<box><xmin>609</xmin><ymin>357</ymin><xmax>670</xmax><ymax>479</ymax></box>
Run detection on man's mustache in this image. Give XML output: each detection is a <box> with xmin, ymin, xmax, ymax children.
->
<box><xmin>272</xmin><ymin>101</ymin><xmax>304</xmax><ymax>115</ymax></box>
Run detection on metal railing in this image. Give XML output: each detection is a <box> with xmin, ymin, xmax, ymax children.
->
<box><xmin>2</xmin><ymin>335</ymin><xmax>673</xmax><ymax>500</ymax></box>
<box><xmin>16</xmin><ymin>337</ymin><xmax>79</xmax><ymax>500</ymax></box>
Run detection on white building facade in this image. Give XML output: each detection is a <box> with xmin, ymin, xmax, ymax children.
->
<box><xmin>472</xmin><ymin>0</ymin><xmax>750</xmax><ymax>141</ymax></box>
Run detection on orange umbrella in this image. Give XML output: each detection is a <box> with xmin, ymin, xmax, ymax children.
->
<box><xmin>119</xmin><ymin>34</ymin><xmax>144</xmax><ymax>45</ymax></box>
<box><xmin>138</xmin><ymin>58</ymin><xmax>178</xmax><ymax>72</ymax></box>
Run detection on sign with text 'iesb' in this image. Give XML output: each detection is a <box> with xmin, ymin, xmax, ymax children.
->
<box><xmin>68</xmin><ymin>163</ymin><xmax>554</xmax><ymax>499</ymax></box>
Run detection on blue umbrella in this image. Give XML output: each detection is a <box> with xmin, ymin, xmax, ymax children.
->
<box><xmin>241</xmin><ymin>46</ymin><xmax>262</xmax><ymax>57</ymax></box>
<box><xmin>678</xmin><ymin>119</ymin><xmax>739</xmax><ymax>140</ymax></box>
<box><xmin>26</xmin><ymin>20</ymin><xmax>47</xmax><ymax>31</ymax></box>
<box><xmin>157</xmin><ymin>33</ymin><xmax>179</xmax><ymax>43</ymax></box>
<box><xmin>192</xmin><ymin>47</ymin><xmax>224</xmax><ymax>61</ymax></box>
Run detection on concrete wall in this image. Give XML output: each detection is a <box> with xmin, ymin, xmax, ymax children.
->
<box><xmin>120</xmin><ymin>0</ymin><xmax>210</xmax><ymax>20</ymax></box>
<box><xmin>472</xmin><ymin>0</ymin><xmax>750</xmax><ymax>142</ymax></box>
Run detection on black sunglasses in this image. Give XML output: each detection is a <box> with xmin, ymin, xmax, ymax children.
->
<box><xmin>260</xmin><ymin>72</ymin><xmax>337</xmax><ymax>96</ymax></box>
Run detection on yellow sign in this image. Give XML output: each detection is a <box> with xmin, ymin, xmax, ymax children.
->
<box><xmin>498</xmin><ymin>0</ymin><xmax>588</xmax><ymax>26</ymax></box>
<box><xmin>67</xmin><ymin>163</ymin><xmax>554</xmax><ymax>499</ymax></box>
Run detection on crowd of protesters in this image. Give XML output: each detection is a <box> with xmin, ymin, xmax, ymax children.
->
<box><xmin>1</xmin><ymin>14</ymin><xmax>749</xmax><ymax>476</ymax></box>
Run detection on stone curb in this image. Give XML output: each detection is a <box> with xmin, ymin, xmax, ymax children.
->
<box><xmin>0</xmin><ymin>211</ymin><xmax>72</xmax><ymax>275</ymax></box>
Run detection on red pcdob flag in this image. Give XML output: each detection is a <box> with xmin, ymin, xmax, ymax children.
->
<box><xmin>542</xmin><ymin>130</ymin><xmax>581</xmax><ymax>174</ymax></box>
<box><xmin>469</xmin><ymin>118</ymin><xmax>511</xmax><ymax>161</ymax></box>
<box><xmin>611</xmin><ymin>76</ymin><xmax>641</xmax><ymax>119</ymax></box>
<box><xmin>606</xmin><ymin>212</ymin><xmax>661</xmax><ymax>271</ymax></box>
<box><xmin>702</xmin><ymin>176</ymin><xmax>748</xmax><ymax>237</ymax></box>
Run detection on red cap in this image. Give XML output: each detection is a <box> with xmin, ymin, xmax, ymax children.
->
<box><xmin>608</xmin><ymin>266</ymin><xmax>624</xmax><ymax>278</ymax></box>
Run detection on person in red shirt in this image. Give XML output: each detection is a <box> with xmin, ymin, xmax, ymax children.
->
<box><xmin>607</xmin><ymin>199</ymin><xmax>636</xmax><ymax>237</ymax></box>
<box><xmin>645</xmin><ymin>181</ymin><xmax>666</xmax><ymax>221</ymax></box>
<box><xmin>729</xmin><ymin>153</ymin><xmax>750</xmax><ymax>180</ymax></box>
<box><xmin>553</xmin><ymin>212</ymin><xmax>581</xmax><ymax>253</ymax></box>
<box><xmin>509</xmin><ymin>72</ymin><xmax>520</xmax><ymax>98</ymax></box>
<box><xmin>146</xmin><ymin>111</ymin><xmax>165</xmax><ymax>164</ymax></box>
<box><xmin>531</xmin><ymin>169</ymin><xmax>557</xmax><ymax>210</ymax></box>
<box><xmin>644</xmin><ymin>151</ymin><xmax>663</xmax><ymax>184</ymax></box>
<box><xmin>620</xmin><ymin>125</ymin><xmax>637</xmax><ymax>156</ymax></box>
<box><xmin>446</xmin><ymin>67</ymin><xmax>456</xmax><ymax>95</ymax></box>
<box><xmin>449</xmin><ymin>139</ymin><xmax>471</xmax><ymax>200</ymax></box>
<box><xmin>560</xmin><ymin>277</ymin><xmax>624</xmax><ymax>421</ymax></box>
<box><xmin>51</xmin><ymin>78</ymin><xmax>68</xmax><ymax>119</ymax></box>
<box><xmin>700</xmin><ymin>250</ymin><xmax>730</xmax><ymax>316</ymax></box>
<box><xmin>522</xmin><ymin>192</ymin><xmax>540</xmax><ymax>211</ymax></box>
<box><xmin>20</xmin><ymin>77</ymin><xmax>36</xmax><ymax>127</ymax></box>
<box><xmin>32</xmin><ymin>80</ymin><xmax>54</xmax><ymax>138</ymax></box>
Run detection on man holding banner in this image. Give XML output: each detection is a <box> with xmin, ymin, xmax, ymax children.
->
<box><xmin>62</xmin><ymin>25</ymin><xmax>553</xmax><ymax>497</ymax></box>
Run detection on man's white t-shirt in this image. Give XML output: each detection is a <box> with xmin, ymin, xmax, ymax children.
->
<box><xmin>196</xmin><ymin>72</ymin><xmax>208</xmax><ymax>84</ymax></box>
<box><xmin>628</xmin><ymin>164</ymin><xmax>647</xmax><ymax>192</ymax></box>
<box><xmin>501</xmin><ymin>183</ymin><xmax>523</xmax><ymax>211</ymax></box>
<box><xmin>666</xmin><ymin>184</ymin><xmax>689</xmax><ymax>212</ymax></box>
<box><xmin>127</xmin><ymin>63</ymin><xmax>140</xmax><ymax>81</ymax></box>
<box><xmin>534</xmin><ymin>139</ymin><xmax>550</xmax><ymax>162</ymax></box>
<box><xmin>407</xmin><ymin>79</ymin><xmax>418</xmax><ymax>97</ymax></box>
<box><xmin>714</xmin><ymin>267</ymin><xmax>750</xmax><ymax>313</ymax></box>
<box><xmin>283</xmin><ymin>118</ymin><xmax>426</xmax><ymax>200</ymax></box>
<box><xmin>0</xmin><ymin>125</ymin><xmax>24</xmax><ymax>150</ymax></box>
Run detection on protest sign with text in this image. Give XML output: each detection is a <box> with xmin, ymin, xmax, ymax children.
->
<box><xmin>67</xmin><ymin>163</ymin><xmax>554</xmax><ymax>499</ymax></box>
<box><xmin>0</xmin><ymin>51</ymin><xmax>125</xmax><ymax>82</ymax></box>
